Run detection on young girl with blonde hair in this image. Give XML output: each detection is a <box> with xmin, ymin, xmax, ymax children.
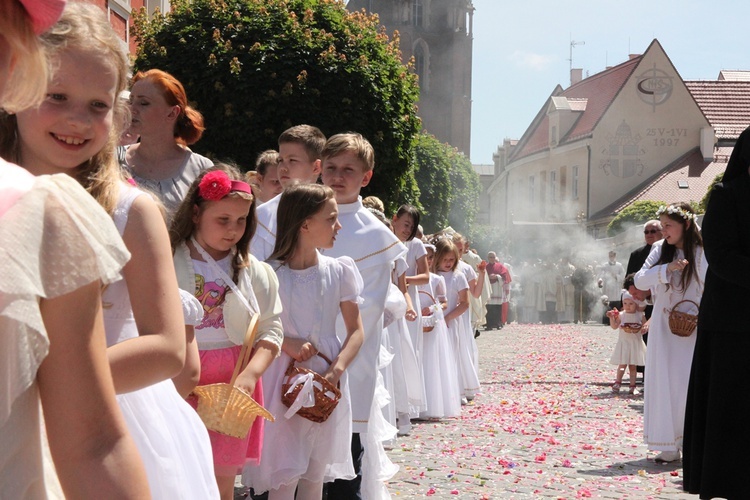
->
<box><xmin>5</xmin><ymin>3</ymin><xmax>219</xmax><ymax>497</ymax></box>
<box><xmin>0</xmin><ymin>0</ymin><xmax>148</xmax><ymax>497</ymax></box>
<box><xmin>432</xmin><ymin>237</ymin><xmax>480</xmax><ymax>406</ymax></box>
<box><xmin>243</xmin><ymin>183</ymin><xmax>364</xmax><ymax>500</ymax></box>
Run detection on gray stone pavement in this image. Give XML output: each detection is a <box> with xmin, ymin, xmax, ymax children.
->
<box><xmin>385</xmin><ymin>323</ymin><xmax>696</xmax><ymax>499</ymax></box>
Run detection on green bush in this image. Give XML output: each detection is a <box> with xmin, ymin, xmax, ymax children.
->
<box><xmin>132</xmin><ymin>0</ymin><xmax>422</xmax><ymax>209</ymax></box>
<box><xmin>698</xmin><ymin>172</ymin><xmax>723</xmax><ymax>213</ymax></box>
<box><xmin>412</xmin><ymin>132</ymin><xmax>480</xmax><ymax>234</ymax></box>
<box><xmin>606</xmin><ymin>200</ymin><xmax>665</xmax><ymax>236</ymax></box>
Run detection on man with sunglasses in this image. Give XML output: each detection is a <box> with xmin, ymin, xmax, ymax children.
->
<box><xmin>627</xmin><ymin>220</ymin><xmax>663</xmax><ymax>276</ymax></box>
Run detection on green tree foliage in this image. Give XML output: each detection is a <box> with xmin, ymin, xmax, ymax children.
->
<box><xmin>606</xmin><ymin>200</ymin><xmax>665</xmax><ymax>236</ymax></box>
<box><xmin>132</xmin><ymin>0</ymin><xmax>422</xmax><ymax>206</ymax></box>
<box><xmin>699</xmin><ymin>172</ymin><xmax>723</xmax><ymax>213</ymax></box>
<box><xmin>412</xmin><ymin>132</ymin><xmax>480</xmax><ymax>234</ymax></box>
<box><xmin>412</xmin><ymin>132</ymin><xmax>451</xmax><ymax>231</ymax></box>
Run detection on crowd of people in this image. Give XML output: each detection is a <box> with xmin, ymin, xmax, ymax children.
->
<box><xmin>0</xmin><ymin>2</ymin><xmax>502</xmax><ymax>498</ymax></box>
<box><xmin>2</xmin><ymin>1</ymin><xmax>749</xmax><ymax>499</ymax></box>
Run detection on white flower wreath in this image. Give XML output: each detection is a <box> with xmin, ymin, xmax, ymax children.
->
<box><xmin>655</xmin><ymin>204</ymin><xmax>696</xmax><ymax>221</ymax></box>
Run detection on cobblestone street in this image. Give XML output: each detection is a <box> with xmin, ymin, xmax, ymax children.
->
<box><xmin>386</xmin><ymin>323</ymin><xmax>695</xmax><ymax>499</ymax></box>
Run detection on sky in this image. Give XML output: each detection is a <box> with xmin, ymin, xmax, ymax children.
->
<box><xmin>470</xmin><ymin>0</ymin><xmax>750</xmax><ymax>164</ymax></box>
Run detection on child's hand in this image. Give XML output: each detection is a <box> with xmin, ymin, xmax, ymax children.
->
<box><xmin>322</xmin><ymin>366</ymin><xmax>342</xmax><ymax>387</ymax></box>
<box><xmin>234</xmin><ymin>369</ymin><xmax>258</xmax><ymax>396</ymax></box>
<box><xmin>405</xmin><ymin>308</ymin><xmax>417</xmax><ymax>322</ymax></box>
<box><xmin>606</xmin><ymin>307</ymin><xmax>620</xmax><ymax>319</ymax></box>
<box><xmin>421</xmin><ymin>306</ymin><xmax>433</xmax><ymax>316</ymax></box>
<box><xmin>667</xmin><ymin>259</ymin><xmax>689</xmax><ymax>272</ymax></box>
<box><xmin>477</xmin><ymin>260</ymin><xmax>487</xmax><ymax>272</ymax></box>
<box><xmin>284</xmin><ymin>337</ymin><xmax>318</xmax><ymax>362</ymax></box>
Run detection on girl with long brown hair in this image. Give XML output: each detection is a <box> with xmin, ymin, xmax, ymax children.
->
<box><xmin>635</xmin><ymin>202</ymin><xmax>707</xmax><ymax>464</ymax></box>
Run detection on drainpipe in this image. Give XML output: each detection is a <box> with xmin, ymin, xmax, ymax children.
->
<box><xmin>586</xmin><ymin>144</ymin><xmax>591</xmax><ymax>233</ymax></box>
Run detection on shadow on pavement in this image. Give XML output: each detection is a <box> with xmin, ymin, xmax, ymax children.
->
<box><xmin>576</xmin><ymin>457</ymin><xmax>682</xmax><ymax>477</ymax></box>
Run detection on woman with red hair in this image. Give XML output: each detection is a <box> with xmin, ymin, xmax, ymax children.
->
<box><xmin>123</xmin><ymin>69</ymin><xmax>213</xmax><ymax>218</ymax></box>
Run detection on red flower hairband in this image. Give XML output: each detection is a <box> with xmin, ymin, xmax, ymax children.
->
<box><xmin>198</xmin><ymin>171</ymin><xmax>252</xmax><ymax>201</ymax></box>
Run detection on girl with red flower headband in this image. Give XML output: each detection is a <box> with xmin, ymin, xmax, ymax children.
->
<box><xmin>170</xmin><ymin>164</ymin><xmax>283</xmax><ymax>500</ymax></box>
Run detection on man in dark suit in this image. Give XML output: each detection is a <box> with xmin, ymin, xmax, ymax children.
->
<box><xmin>626</xmin><ymin>220</ymin><xmax>662</xmax><ymax>276</ymax></box>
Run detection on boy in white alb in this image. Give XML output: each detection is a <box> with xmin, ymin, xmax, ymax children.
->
<box><xmin>321</xmin><ymin>133</ymin><xmax>407</xmax><ymax>499</ymax></box>
<box><xmin>249</xmin><ymin>125</ymin><xmax>325</xmax><ymax>261</ymax></box>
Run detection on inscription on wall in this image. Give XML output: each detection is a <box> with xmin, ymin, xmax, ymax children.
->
<box><xmin>646</xmin><ymin>127</ymin><xmax>687</xmax><ymax>147</ymax></box>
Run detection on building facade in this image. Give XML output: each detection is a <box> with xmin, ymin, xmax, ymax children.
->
<box><xmin>486</xmin><ymin>40</ymin><xmax>725</xmax><ymax>237</ymax></box>
<box><xmin>347</xmin><ymin>0</ymin><xmax>474</xmax><ymax>154</ymax></box>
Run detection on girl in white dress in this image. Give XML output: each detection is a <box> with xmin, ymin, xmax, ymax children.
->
<box><xmin>7</xmin><ymin>4</ymin><xmax>219</xmax><ymax>498</ymax></box>
<box><xmin>392</xmin><ymin>205</ymin><xmax>429</xmax><ymax>407</ymax></box>
<box><xmin>390</xmin><ymin>255</ymin><xmax>424</xmax><ymax>435</ymax></box>
<box><xmin>244</xmin><ymin>183</ymin><xmax>364</xmax><ymax>500</ymax></box>
<box><xmin>606</xmin><ymin>292</ymin><xmax>647</xmax><ymax>395</ymax></box>
<box><xmin>171</xmin><ymin>165</ymin><xmax>283</xmax><ymax>500</ymax></box>
<box><xmin>432</xmin><ymin>238</ymin><xmax>480</xmax><ymax>403</ymax></box>
<box><xmin>0</xmin><ymin>1</ymin><xmax>147</xmax><ymax>496</ymax></box>
<box><xmin>419</xmin><ymin>244</ymin><xmax>462</xmax><ymax>418</ymax></box>
<box><xmin>635</xmin><ymin>202</ymin><xmax>706</xmax><ymax>463</ymax></box>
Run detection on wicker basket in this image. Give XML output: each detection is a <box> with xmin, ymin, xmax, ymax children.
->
<box><xmin>668</xmin><ymin>299</ymin><xmax>699</xmax><ymax>337</ymax></box>
<box><xmin>281</xmin><ymin>353</ymin><xmax>341</xmax><ymax>423</ymax></box>
<box><xmin>193</xmin><ymin>314</ymin><xmax>274</xmax><ymax>438</ymax></box>
<box><xmin>621</xmin><ymin>323</ymin><xmax>642</xmax><ymax>334</ymax></box>
<box><xmin>419</xmin><ymin>290</ymin><xmax>437</xmax><ymax>333</ymax></box>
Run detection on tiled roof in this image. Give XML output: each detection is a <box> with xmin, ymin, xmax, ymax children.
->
<box><xmin>510</xmin><ymin>57</ymin><xmax>641</xmax><ymax>162</ymax></box>
<box><xmin>590</xmin><ymin>147</ymin><xmax>731</xmax><ymax>221</ymax></box>
<box><xmin>685</xmin><ymin>80</ymin><xmax>750</xmax><ymax>140</ymax></box>
<box><xmin>718</xmin><ymin>70</ymin><xmax>750</xmax><ymax>81</ymax></box>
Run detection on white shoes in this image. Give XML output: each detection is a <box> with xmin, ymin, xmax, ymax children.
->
<box><xmin>654</xmin><ymin>450</ymin><xmax>681</xmax><ymax>463</ymax></box>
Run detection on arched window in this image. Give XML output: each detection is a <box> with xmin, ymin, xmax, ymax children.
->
<box><xmin>412</xmin><ymin>39</ymin><xmax>430</xmax><ymax>92</ymax></box>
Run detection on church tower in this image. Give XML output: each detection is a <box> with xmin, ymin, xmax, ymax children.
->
<box><xmin>347</xmin><ymin>0</ymin><xmax>474</xmax><ymax>155</ymax></box>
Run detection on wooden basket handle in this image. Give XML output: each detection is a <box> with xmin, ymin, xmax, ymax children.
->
<box><xmin>291</xmin><ymin>351</ymin><xmax>334</xmax><ymax>367</ymax></box>
<box><xmin>419</xmin><ymin>290</ymin><xmax>437</xmax><ymax>305</ymax></box>
<box><xmin>673</xmin><ymin>299</ymin><xmax>699</xmax><ymax>312</ymax></box>
<box><xmin>230</xmin><ymin>313</ymin><xmax>259</xmax><ymax>386</ymax></box>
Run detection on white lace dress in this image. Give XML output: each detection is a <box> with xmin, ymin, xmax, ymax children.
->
<box><xmin>0</xmin><ymin>163</ymin><xmax>130</xmax><ymax>499</ymax></box>
<box><xmin>103</xmin><ymin>184</ymin><xmax>219</xmax><ymax>499</ymax></box>
<box><xmin>243</xmin><ymin>254</ymin><xmax>362</xmax><ymax>492</ymax></box>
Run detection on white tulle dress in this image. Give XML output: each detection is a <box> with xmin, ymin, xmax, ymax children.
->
<box><xmin>243</xmin><ymin>254</ymin><xmax>362</xmax><ymax>493</ymax></box>
<box><xmin>103</xmin><ymin>184</ymin><xmax>219</xmax><ymax>499</ymax></box>
<box><xmin>419</xmin><ymin>273</ymin><xmax>462</xmax><ymax>418</ymax></box>
<box><xmin>0</xmin><ymin>163</ymin><xmax>131</xmax><ymax>499</ymax></box>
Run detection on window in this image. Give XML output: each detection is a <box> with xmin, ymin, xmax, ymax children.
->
<box><xmin>414</xmin><ymin>44</ymin><xmax>425</xmax><ymax>89</ymax></box>
<box><xmin>529</xmin><ymin>176</ymin><xmax>535</xmax><ymax>204</ymax></box>
<box><xmin>412</xmin><ymin>0</ymin><xmax>423</xmax><ymax>27</ymax></box>
<box><xmin>559</xmin><ymin>166</ymin><xmax>567</xmax><ymax>200</ymax></box>
<box><xmin>572</xmin><ymin>166</ymin><xmax>579</xmax><ymax>200</ymax></box>
<box><xmin>550</xmin><ymin>171</ymin><xmax>557</xmax><ymax>203</ymax></box>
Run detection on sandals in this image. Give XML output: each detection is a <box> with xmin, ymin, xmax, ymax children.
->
<box><xmin>612</xmin><ymin>383</ymin><xmax>621</xmax><ymax>393</ymax></box>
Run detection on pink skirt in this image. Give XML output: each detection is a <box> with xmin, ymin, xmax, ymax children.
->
<box><xmin>188</xmin><ymin>345</ymin><xmax>265</xmax><ymax>476</ymax></box>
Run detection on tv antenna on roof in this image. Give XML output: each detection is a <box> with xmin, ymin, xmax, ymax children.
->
<box><xmin>569</xmin><ymin>35</ymin><xmax>585</xmax><ymax>86</ymax></box>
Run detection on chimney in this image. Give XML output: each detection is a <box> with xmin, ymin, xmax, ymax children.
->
<box><xmin>628</xmin><ymin>54</ymin><xmax>641</xmax><ymax>60</ymax></box>
<box><xmin>570</xmin><ymin>68</ymin><xmax>583</xmax><ymax>85</ymax></box>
